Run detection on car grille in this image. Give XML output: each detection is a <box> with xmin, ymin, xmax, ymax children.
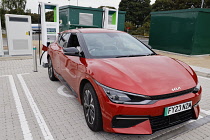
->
<box><xmin>149</xmin><ymin>87</ymin><xmax>195</xmax><ymax>100</ymax></box>
<box><xmin>112</xmin><ymin>116</ymin><xmax>148</xmax><ymax>128</ymax></box>
<box><xmin>150</xmin><ymin>109</ymin><xmax>194</xmax><ymax>132</ymax></box>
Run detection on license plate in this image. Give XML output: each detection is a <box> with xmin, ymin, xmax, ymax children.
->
<box><xmin>164</xmin><ymin>101</ymin><xmax>192</xmax><ymax>116</ymax></box>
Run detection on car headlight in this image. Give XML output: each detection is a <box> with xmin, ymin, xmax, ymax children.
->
<box><xmin>96</xmin><ymin>81</ymin><xmax>155</xmax><ymax>105</ymax></box>
<box><xmin>193</xmin><ymin>82</ymin><xmax>201</xmax><ymax>93</ymax></box>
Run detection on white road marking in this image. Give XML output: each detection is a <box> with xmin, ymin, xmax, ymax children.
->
<box><xmin>188</xmin><ymin>109</ymin><xmax>210</xmax><ymax>123</ymax></box>
<box><xmin>198</xmin><ymin>76</ymin><xmax>210</xmax><ymax>80</ymax></box>
<box><xmin>200</xmin><ymin>109</ymin><xmax>210</xmax><ymax>115</ymax></box>
<box><xmin>17</xmin><ymin>73</ymin><xmax>54</xmax><ymax>140</ymax></box>
<box><xmin>188</xmin><ymin>115</ymin><xmax>203</xmax><ymax>123</ymax></box>
<box><xmin>1</xmin><ymin>75</ymin><xmax>33</xmax><ymax>140</ymax></box>
<box><xmin>57</xmin><ymin>85</ymin><xmax>75</xmax><ymax>98</ymax></box>
<box><xmin>198</xmin><ymin>76</ymin><xmax>210</xmax><ymax>115</ymax></box>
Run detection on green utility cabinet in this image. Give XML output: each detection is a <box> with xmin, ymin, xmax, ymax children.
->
<box><xmin>59</xmin><ymin>5</ymin><xmax>126</xmax><ymax>31</ymax></box>
<box><xmin>149</xmin><ymin>8</ymin><xmax>210</xmax><ymax>55</ymax></box>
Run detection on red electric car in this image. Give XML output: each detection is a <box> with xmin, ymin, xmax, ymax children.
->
<box><xmin>47</xmin><ymin>28</ymin><xmax>201</xmax><ymax>134</ymax></box>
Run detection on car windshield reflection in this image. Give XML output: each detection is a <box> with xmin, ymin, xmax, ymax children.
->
<box><xmin>82</xmin><ymin>33</ymin><xmax>155</xmax><ymax>58</ymax></box>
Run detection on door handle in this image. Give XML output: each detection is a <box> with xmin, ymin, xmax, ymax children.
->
<box><xmin>28</xmin><ymin>31</ymin><xmax>30</xmax><ymax>36</ymax></box>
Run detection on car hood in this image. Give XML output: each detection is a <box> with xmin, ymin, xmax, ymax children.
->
<box><xmin>86</xmin><ymin>55</ymin><xmax>196</xmax><ymax>96</ymax></box>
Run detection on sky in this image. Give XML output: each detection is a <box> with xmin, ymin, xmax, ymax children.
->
<box><xmin>26</xmin><ymin>0</ymin><xmax>156</xmax><ymax>13</ymax></box>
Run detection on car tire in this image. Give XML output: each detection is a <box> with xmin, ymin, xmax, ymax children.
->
<box><xmin>48</xmin><ymin>57</ymin><xmax>58</xmax><ymax>81</ymax></box>
<box><xmin>82</xmin><ymin>83</ymin><xmax>103</xmax><ymax>132</ymax></box>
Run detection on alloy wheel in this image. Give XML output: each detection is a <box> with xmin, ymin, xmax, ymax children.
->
<box><xmin>48</xmin><ymin>58</ymin><xmax>53</xmax><ymax>78</ymax></box>
<box><xmin>83</xmin><ymin>89</ymin><xmax>95</xmax><ymax>125</ymax></box>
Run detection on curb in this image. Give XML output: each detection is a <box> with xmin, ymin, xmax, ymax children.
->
<box><xmin>191</xmin><ymin>65</ymin><xmax>210</xmax><ymax>78</ymax></box>
<box><xmin>195</xmin><ymin>71</ymin><xmax>210</xmax><ymax>78</ymax></box>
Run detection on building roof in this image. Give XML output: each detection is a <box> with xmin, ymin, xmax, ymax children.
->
<box><xmin>59</xmin><ymin>5</ymin><xmax>126</xmax><ymax>14</ymax></box>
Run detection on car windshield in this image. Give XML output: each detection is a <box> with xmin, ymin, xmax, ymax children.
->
<box><xmin>82</xmin><ymin>32</ymin><xmax>154</xmax><ymax>58</ymax></box>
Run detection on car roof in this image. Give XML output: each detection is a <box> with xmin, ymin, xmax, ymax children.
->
<box><xmin>61</xmin><ymin>28</ymin><xmax>123</xmax><ymax>34</ymax></box>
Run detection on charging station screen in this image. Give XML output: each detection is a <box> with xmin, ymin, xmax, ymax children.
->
<box><xmin>9</xmin><ymin>17</ymin><xmax>28</xmax><ymax>22</ymax></box>
<box><xmin>47</xmin><ymin>28</ymin><xmax>56</xmax><ymax>34</ymax></box>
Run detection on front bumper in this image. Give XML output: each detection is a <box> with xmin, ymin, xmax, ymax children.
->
<box><xmin>94</xmin><ymin>85</ymin><xmax>201</xmax><ymax>134</ymax></box>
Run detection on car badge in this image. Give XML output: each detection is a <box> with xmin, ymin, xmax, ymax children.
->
<box><xmin>172</xmin><ymin>87</ymin><xmax>181</xmax><ymax>92</ymax></box>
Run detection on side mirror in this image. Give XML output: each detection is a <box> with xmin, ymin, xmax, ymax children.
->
<box><xmin>63</xmin><ymin>47</ymin><xmax>80</xmax><ymax>56</ymax></box>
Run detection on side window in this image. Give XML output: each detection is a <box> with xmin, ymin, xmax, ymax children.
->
<box><xmin>57</xmin><ymin>34</ymin><xmax>61</xmax><ymax>44</ymax></box>
<box><xmin>67</xmin><ymin>34</ymin><xmax>80</xmax><ymax>49</ymax></box>
<box><xmin>59</xmin><ymin>33</ymin><xmax>70</xmax><ymax>48</ymax></box>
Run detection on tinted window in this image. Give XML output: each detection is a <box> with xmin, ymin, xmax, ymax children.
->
<box><xmin>82</xmin><ymin>33</ymin><xmax>154</xmax><ymax>58</ymax></box>
<box><xmin>68</xmin><ymin>34</ymin><xmax>80</xmax><ymax>47</ymax></box>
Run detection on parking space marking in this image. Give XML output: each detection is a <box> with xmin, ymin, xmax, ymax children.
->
<box><xmin>188</xmin><ymin>115</ymin><xmax>203</xmax><ymax>123</ymax></box>
<box><xmin>57</xmin><ymin>85</ymin><xmax>75</xmax><ymax>98</ymax></box>
<box><xmin>17</xmin><ymin>73</ymin><xmax>54</xmax><ymax>140</ymax></box>
<box><xmin>201</xmin><ymin>109</ymin><xmax>210</xmax><ymax>115</ymax></box>
<box><xmin>0</xmin><ymin>75</ymin><xmax>33</xmax><ymax>140</ymax></box>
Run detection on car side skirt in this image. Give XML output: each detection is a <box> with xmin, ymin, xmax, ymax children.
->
<box><xmin>54</xmin><ymin>70</ymin><xmax>78</xmax><ymax>98</ymax></box>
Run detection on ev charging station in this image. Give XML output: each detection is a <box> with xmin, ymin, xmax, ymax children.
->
<box><xmin>103</xmin><ymin>8</ymin><xmax>119</xmax><ymax>30</ymax></box>
<box><xmin>40</xmin><ymin>2</ymin><xmax>59</xmax><ymax>67</ymax></box>
<box><xmin>0</xmin><ymin>18</ymin><xmax>3</xmax><ymax>56</ymax></box>
<box><xmin>5</xmin><ymin>14</ymin><xmax>32</xmax><ymax>55</ymax></box>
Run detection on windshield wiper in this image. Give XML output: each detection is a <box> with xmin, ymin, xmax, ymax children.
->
<box><xmin>116</xmin><ymin>53</ymin><xmax>156</xmax><ymax>58</ymax></box>
<box><xmin>116</xmin><ymin>55</ymin><xmax>147</xmax><ymax>58</ymax></box>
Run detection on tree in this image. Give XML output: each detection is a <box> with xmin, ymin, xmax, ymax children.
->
<box><xmin>0</xmin><ymin>0</ymin><xmax>40</xmax><ymax>27</ymax></box>
<box><xmin>152</xmin><ymin>0</ymin><xmax>210</xmax><ymax>12</ymax></box>
<box><xmin>98</xmin><ymin>6</ymin><xmax>116</xmax><ymax>9</ymax></box>
<box><xmin>4</xmin><ymin>0</ymin><xmax>26</xmax><ymax>10</ymax></box>
<box><xmin>45</xmin><ymin>11</ymin><xmax>54</xmax><ymax>22</ymax></box>
<box><xmin>206</xmin><ymin>0</ymin><xmax>210</xmax><ymax>8</ymax></box>
<box><xmin>0</xmin><ymin>0</ymin><xmax>27</xmax><ymax>28</ymax></box>
<box><xmin>1</xmin><ymin>0</ymin><xmax>26</xmax><ymax>14</ymax></box>
<box><xmin>173</xmin><ymin>0</ymin><xmax>202</xmax><ymax>9</ymax></box>
<box><xmin>26</xmin><ymin>9</ymin><xmax>31</xmax><ymax>14</ymax></box>
<box><xmin>125</xmin><ymin>21</ymin><xmax>136</xmax><ymax>30</ymax></box>
<box><xmin>0</xmin><ymin>8</ymin><xmax>7</xmax><ymax>29</ymax></box>
<box><xmin>119</xmin><ymin>0</ymin><xmax>151</xmax><ymax>26</ymax></box>
<box><xmin>28</xmin><ymin>13</ymin><xmax>40</xmax><ymax>24</ymax></box>
<box><xmin>152</xmin><ymin>0</ymin><xmax>175</xmax><ymax>11</ymax></box>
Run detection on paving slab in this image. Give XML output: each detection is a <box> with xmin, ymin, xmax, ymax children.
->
<box><xmin>154</xmin><ymin>50</ymin><xmax>210</xmax><ymax>69</ymax></box>
<box><xmin>0</xmin><ymin>56</ymin><xmax>209</xmax><ymax>140</ymax></box>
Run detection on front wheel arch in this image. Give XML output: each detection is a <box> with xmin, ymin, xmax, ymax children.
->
<box><xmin>79</xmin><ymin>79</ymin><xmax>91</xmax><ymax>105</ymax></box>
<box><xmin>47</xmin><ymin>56</ymin><xmax>58</xmax><ymax>81</ymax></box>
<box><xmin>82</xmin><ymin>82</ymin><xmax>103</xmax><ymax>131</ymax></box>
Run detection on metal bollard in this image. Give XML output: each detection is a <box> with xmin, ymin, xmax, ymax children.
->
<box><xmin>33</xmin><ymin>46</ymin><xmax>38</xmax><ymax>72</ymax></box>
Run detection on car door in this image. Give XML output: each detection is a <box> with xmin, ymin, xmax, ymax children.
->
<box><xmin>60</xmin><ymin>33</ymin><xmax>86</xmax><ymax>92</ymax></box>
<box><xmin>49</xmin><ymin>34</ymin><xmax>61</xmax><ymax>73</ymax></box>
<box><xmin>54</xmin><ymin>33</ymin><xmax>70</xmax><ymax>74</ymax></box>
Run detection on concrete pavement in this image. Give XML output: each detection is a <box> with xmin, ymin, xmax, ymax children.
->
<box><xmin>0</xmin><ymin>56</ymin><xmax>210</xmax><ymax>140</ymax></box>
